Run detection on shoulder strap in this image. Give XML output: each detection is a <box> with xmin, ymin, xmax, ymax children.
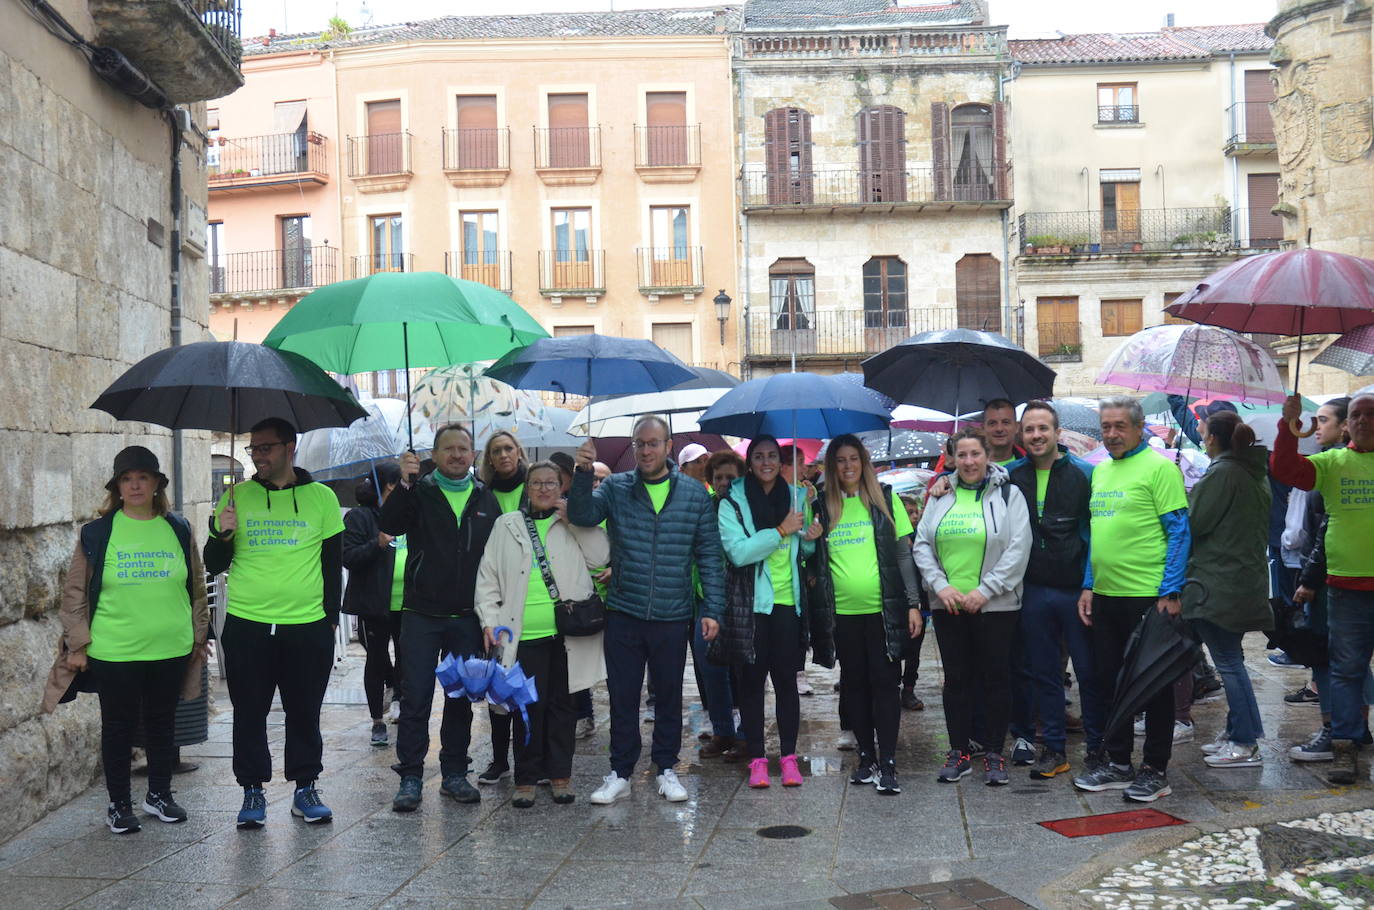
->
<box><xmin>720</xmin><ymin>495</ymin><xmax>750</xmax><ymax>537</ymax></box>
<box><xmin>523</xmin><ymin>514</ymin><xmax>561</xmax><ymax>601</ymax></box>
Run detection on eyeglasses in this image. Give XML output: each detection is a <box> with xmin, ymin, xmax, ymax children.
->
<box><xmin>631</xmin><ymin>439</ymin><xmax>667</xmax><ymax>451</ymax></box>
<box><xmin>527</xmin><ymin>480</ymin><xmax>562</xmax><ymax>490</ymax></box>
<box><xmin>243</xmin><ymin>442</ymin><xmax>286</xmax><ymax>457</ymax></box>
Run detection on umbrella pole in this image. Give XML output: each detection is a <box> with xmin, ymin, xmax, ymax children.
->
<box><xmin>1289</xmin><ymin>310</ymin><xmax>1318</xmax><ymax>437</ymax></box>
<box><xmin>402</xmin><ymin>322</ymin><xmax>414</xmax><ymax>451</ymax></box>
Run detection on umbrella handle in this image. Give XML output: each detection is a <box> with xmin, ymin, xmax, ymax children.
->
<box><xmin>492</xmin><ymin>625</ymin><xmax>514</xmax><ymax>645</ymax></box>
<box><xmin>1288</xmin><ymin>417</ymin><xmax>1318</xmax><ymax>438</ymax></box>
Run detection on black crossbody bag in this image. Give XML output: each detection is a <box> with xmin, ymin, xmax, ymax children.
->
<box><xmin>524</xmin><ymin>514</ymin><xmax>606</xmax><ymax>637</ymax></box>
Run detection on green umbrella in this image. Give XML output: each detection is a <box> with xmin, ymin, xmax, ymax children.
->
<box><xmin>262</xmin><ymin>271</ymin><xmax>548</xmax><ymax>446</ymax></box>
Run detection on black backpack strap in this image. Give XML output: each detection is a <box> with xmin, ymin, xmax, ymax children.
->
<box><xmin>523</xmin><ymin>514</ymin><xmax>561</xmax><ymax>601</ymax></box>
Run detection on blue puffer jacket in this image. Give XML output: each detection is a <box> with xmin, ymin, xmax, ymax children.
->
<box><xmin>569</xmin><ymin>465</ymin><xmax>724</xmax><ymax>623</ymax></box>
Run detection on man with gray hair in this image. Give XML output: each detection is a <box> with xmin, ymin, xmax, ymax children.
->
<box><xmin>571</xmin><ymin>415</ymin><xmax>724</xmax><ymax>804</ymax></box>
<box><xmin>1073</xmin><ymin>396</ymin><xmax>1191</xmax><ymax>803</ymax></box>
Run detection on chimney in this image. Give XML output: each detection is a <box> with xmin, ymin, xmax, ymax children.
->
<box><xmin>714</xmin><ymin>8</ymin><xmax>729</xmax><ymax>33</ymax></box>
<box><xmin>1165</xmin><ymin>13</ymin><xmax>1175</xmax><ymax>26</ymax></box>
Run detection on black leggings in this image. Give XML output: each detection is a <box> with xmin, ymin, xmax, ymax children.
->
<box><xmin>89</xmin><ymin>655</ymin><xmax>190</xmax><ymax>803</ymax></box>
<box><xmin>835</xmin><ymin>613</ymin><xmax>901</xmax><ymax>762</ymax></box>
<box><xmin>358</xmin><ymin>612</ymin><xmax>403</xmax><ymax>720</ymax></box>
<box><xmin>739</xmin><ymin>605</ymin><xmax>801</xmax><ymax>759</ymax></box>
<box><xmin>901</xmin><ymin>625</ymin><xmax>926</xmax><ymax>688</ymax></box>
<box><xmin>933</xmin><ymin>609</ymin><xmax>1018</xmax><ymax>756</ymax></box>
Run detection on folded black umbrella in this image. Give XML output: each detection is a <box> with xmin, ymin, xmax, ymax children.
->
<box><xmin>1102</xmin><ymin>602</ymin><xmax>1202</xmax><ymax>738</ymax></box>
<box><xmin>92</xmin><ymin>340</ymin><xmax>367</xmax><ymax>433</ymax></box>
<box><xmin>861</xmin><ymin>329</ymin><xmax>1056</xmax><ymax>415</ymax></box>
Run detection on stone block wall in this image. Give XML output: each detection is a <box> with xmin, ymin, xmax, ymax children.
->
<box><xmin>0</xmin><ymin>0</ymin><xmax>212</xmax><ymax>838</ymax></box>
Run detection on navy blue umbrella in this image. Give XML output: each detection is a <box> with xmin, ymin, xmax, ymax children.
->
<box><xmin>861</xmin><ymin>329</ymin><xmax>1056</xmax><ymax>415</ymax></box>
<box><xmin>696</xmin><ymin>372</ymin><xmax>891</xmax><ymax>439</ymax></box>
<box><xmin>484</xmin><ymin>334</ymin><xmax>695</xmax><ymax>401</ymax></box>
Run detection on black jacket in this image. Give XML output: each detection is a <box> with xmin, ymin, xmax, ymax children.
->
<box><xmin>341</xmin><ymin>506</ymin><xmax>395</xmax><ymax>618</ymax></box>
<box><xmin>1298</xmin><ymin>490</ymin><xmax>1328</xmax><ymax>590</ymax></box>
<box><xmin>378</xmin><ymin>471</ymin><xmax>499</xmax><ymax>617</ymax></box>
<box><xmin>1008</xmin><ymin>449</ymin><xmax>1093</xmax><ymax>590</ymax></box>
<box><xmin>807</xmin><ymin>483</ymin><xmax>918</xmax><ymax>664</ymax></box>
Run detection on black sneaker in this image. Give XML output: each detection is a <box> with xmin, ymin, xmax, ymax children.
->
<box><xmin>900</xmin><ymin>687</ymin><xmax>924</xmax><ymax>711</ymax></box>
<box><xmin>1285</xmin><ymin>685</ymin><xmax>1320</xmax><ymax>705</ymax></box>
<box><xmin>983</xmin><ymin>752</ymin><xmax>1010</xmax><ymax>786</ymax></box>
<box><xmin>937</xmin><ymin>749</ymin><xmax>972</xmax><ymax>783</ymax></box>
<box><xmin>876</xmin><ymin>761</ymin><xmax>901</xmax><ymax>795</ymax></box>
<box><xmin>1029</xmin><ymin>748</ymin><xmax>1070</xmax><ymax>780</ymax></box>
<box><xmin>142</xmin><ymin>790</ymin><xmax>187</xmax><ymax>823</ymax></box>
<box><xmin>477</xmin><ymin>762</ymin><xmax>510</xmax><ymax>785</ymax></box>
<box><xmin>1011</xmin><ymin>737</ymin><xmax>1036</xmax><ymax>766</ymax></box>
<box><xmin>441</xmin><ymin>773</ymin><xmax>481</xmax><ymax>803</ymax></box>
<box><xmin>1083</xmin><ymin>749</ymin><xmax>1107</xmax><ymax>773</ymax></box>
<box><xmin>370</xmin><ymin>722</ymin><xmax>388</xmax><ymax>747</ymax></box>
<box><xmin>392</xmin><ymin>775</ymin><xmax>423</xmax><ymax>812</ymax></box>
<box><xmin>1193</xmin><ymin>674</ymin><xmax>1223</xmax><ymax>703</ymax></box>
<box><xmin>849</xmin><ymin>754</ymin><xmax>878</xmax><ymax>786</ymax></box>
<box><xmin>1074</xmin><ymin>761</ymin><xmax>1135</xmax><ymax>792</ymax></box>
<box><xmin>107</xmin><ymin>800</ymin><xmax>141</xmax><ymax>834</ymax></box>
<box><xmin>1123</xmin><ymin>765</ymin><xmax>1171</xmax><ymax>802</ymax></box>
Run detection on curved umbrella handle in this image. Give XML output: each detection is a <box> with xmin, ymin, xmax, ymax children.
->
<box><xmin>1288</xmin><ymin>416</ymin><xmax>1318</xmax><ymax>438</ymax></box>
<box><xmin>492</xmin><ymin>625</ymin><xmax>514</xmax><ymax>644</ymax></box>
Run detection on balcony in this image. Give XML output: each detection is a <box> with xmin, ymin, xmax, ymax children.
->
<box><xmin>209</xmin><ymin>246</ymin><xmax>339</xmax><ymax>299</ymax></box>
<box><xmin>1225</xmin><ymin>101</ymin><xmax>1277</xmax><ymax>156</ymax></box>
<box><xmin>88</xmin><ymin>1</ymin><xmax>243</xmax><ymax>103</ymax></box>
<box><xmin>208</xmin><ymin>132</ymin><xmax>329</xmax><ymax>193</ymax></box>
<box><xmin>738</xmin><ymin>27</ymin><xmax>1006</xmax><ymax>64</ymax></box>
<box><xmin>533</xmin><ymin>127</ymin><xmax>601</xmax><ymax>186</ymax></box>
<box><xmin>636</xmin><ymin>247</ymin><xmax>705</xmax><ymax>295</ymax></box>
<box><xmin>350</xmin><ymin>253</ymin><xmax>414</xmax><ymax>279</ymax></box>
<box><xmin>1097</xmin><ymin>105</ymin><xmax>1140</xmax><ymax>125</ymax></box>
<box><xmin>1037</xmin><ymin>322</ymin><xmax>1083</xmax><ymax>362</ymax></box>
<box><xmin>634</xmin><ymin>125</ymin><xmax>702</xmax><ymax>183</ymax></box>
<box><xmin>1017</xmin><ymin>207</ymin><xmax>1281</xmax><ymax>256</ymax></box>
<box><xmin>538</xmin><ymin>250</ymin><xmax>605</xmax><ymax>297</ymax></box>
<box><xmin>444</xmin><ymin>250</ymin><xmax>513</xmax><ymax>294</ymax></box>
<box><xmin>346</xmin><ymin>132</ymin><xmax>413</xmax><ymax>193</ymax></box>
<box><xmin>441</xmin><ymin>128</ymin><xmax>510</xmax><ymax>187</ymax></box>
<box><xmin>744</xmin><ymin>307</ymin><xmax>1021</xmax><ymax>363</ymax></box>
<box><xmin>741</xmin><ymin>165</ymin><xmax>1011</xmax><ymax>213</ymax></box>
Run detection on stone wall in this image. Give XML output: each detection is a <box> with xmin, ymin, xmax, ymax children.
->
<box><xmin>0</xmin><ymin>0</ymin><xmax>212</xmax><ymax>837</ymax></box>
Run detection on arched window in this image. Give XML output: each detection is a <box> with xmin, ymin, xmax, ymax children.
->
<box><xmin>763</xmin><ymin>108</ymin><xmax>813</xmax><ymax>204</ymax></box>
<box><xmin>856</xmin><ymin>106</ymin><xmax>906</xmax><ymax>202</ymax></box>
<box><xmin>955</xmin><ymin>253</ymin><xmax>1001</xmax><ymax>333</ymax></box>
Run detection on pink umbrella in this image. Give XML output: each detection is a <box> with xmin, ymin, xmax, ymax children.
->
<box><xmin>731</xmin><ymin>437</ymin><xmax>823</xmax><ymax>463</ymax></box>
<box><xmin>1313</xmin><ymin>323</ymin><xmax>1374</xmax><ymax>377</ymax></box>
<box><xmin>1098</xmin><ymin>324</ymin><xmax>1286</xmax><ymax>405</ymax></box>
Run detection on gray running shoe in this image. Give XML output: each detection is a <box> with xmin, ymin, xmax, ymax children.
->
<box><xmin>1073</xmin><ymin>761</ymin><xmax>1135</xmax><ymax>792</ymax></box>
<box><xmin>1123</xmin><ymin>766</ymin><xmax>1171</xmax><ymax>802</ymax></box>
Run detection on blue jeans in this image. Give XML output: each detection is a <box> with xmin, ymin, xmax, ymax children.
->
<box><xmin>1327</xmin><ymin>588</ymin><xmax>1374</xmax><ymax>743</ymax></box>
<box><xmin>1191</xmin><ymin>618</ymin><xmax>1264</xmax><ymax>746</ymax></box>
<box><xmin>1305</xmin><ymin>588</ymin><xmax>1374</xmax><ymax>715</ymax></box>
<box><xmin>691</xmin><ymin>613</ymin><xmax>736</xmax><ymax>739</ymax></box>
<box><xmin>604</xmin><ymin>611</ymin><xmax>689</xmax><ymax>777</ymax></box>
<box><xmin>1022</xmin><ymin>584</ymin><xmax>1104</xmax><ymax>754</ymax></box>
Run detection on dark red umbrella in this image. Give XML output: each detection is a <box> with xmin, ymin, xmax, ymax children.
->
<box><xmin>594</xmin><ymin>432</ymin><xmax>729</xmax><ymax>473</ymax></box>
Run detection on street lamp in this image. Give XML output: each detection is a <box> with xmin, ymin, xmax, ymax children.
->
<box><xmin>713</xmin><ymin>289</ymin><xmax>731</xmax><ymax>345</ymax></box>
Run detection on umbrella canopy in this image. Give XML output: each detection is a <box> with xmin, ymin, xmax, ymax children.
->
<box><xmin>261</xmin><ymin>272</ymin><xmax>547</xmax><ymax>374</ymax></box>
<box><xmin>875</xmin><ymin>467</ymin><xmax>935</xmax><ymax>497</ymax></box>
<box><xmin>295</xmin><ymin>397</ymin><xmax>436</xmax><ymax>482</ymax></box>
<box><xmin>1313</xmin><ymin>323</ymin><xmax>1374</xmax><ymax>377</ymax></box>
<box><xmin>819</xmin><ymin>429</ymin><xmax>947</xmax><ymax>463</ymax></box>
<box><xmin>861</xmin><ymin>329</ymin><xmax>1056</xmax><ymax>415</ymax></box>
<box><xmin>409</xmin><ymin>362</ymin><xmax>552</xmax><ymax>448</ymax></box>
<box><xmin>697</xmin><ymin>372</ymin><xmax>891</xmax><ymax>439</ymax></box>
<box><xmin>1058</xmin><ymin>429</ymin><xmax>1103</xmax><ymax>458</ymax></box>
<box><xmin>520</xmin><ymin>408</ymin><xmax>585</xmax><ymax>456</ymax></box>
<box><xmin>1098</xmin><ymin>323</ymin><xmax>1286</xmax><ymax>405</ymax></box>
<box><xmin>485</xmin><ymin>334</ymin><xmax>695</xmax><ymax>400</ymax></box>
<box><xmin>568</xmin><ymin>365</ymin><xmax>740</xmax><ymax>436</ymax></box>
<box><xmin>1017</xmin><ymin>397</ymin><xmax>1102</xmax><ymax>440</ymax></box>
<box><xmin>889</xmin><ymin>404</ymin><xmax>962</xmax><ymax>432</ymax></box>
<box><xmin>91</xmin><ymin>341</ymin><xmax>366</xmax><ymax>433</ymax></box>
<box><xmin>1102</xmin><ymin>606</ymin><xmax>1202</xmax><ymax>738</ymax></box>
<box><xmin>730</xmin><ymin>437</ymin><xmax>824</xmax><ymax>463</ymax></box>
<box><xmin>595</xmin><ymin>433</ymin><xmax>729</xmax><ymax>472</ymax></box>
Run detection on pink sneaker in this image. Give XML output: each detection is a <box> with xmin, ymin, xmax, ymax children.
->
<box><xmin>747</xmin><ymin>757</ymin><xmax>771</xmax><ymax>788</ymax></box>
<box><xmin>780</xmin><ymin>754</ymin><xmax>804</xmax><ymax>787</ymax></box>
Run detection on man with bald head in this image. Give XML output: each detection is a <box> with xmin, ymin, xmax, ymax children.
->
<box><xmin>1273</xmin><ymin>392</ymin><xmax>1374</xmax><ymax>785</ymax></box>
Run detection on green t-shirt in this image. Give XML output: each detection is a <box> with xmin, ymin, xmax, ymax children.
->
<box><xmin>1307</xmin><ymin>447</ymin><xmax>1374</xmax><ymax>578</ymax></box>
<box><xmin>216</xmin><ymin>480</ymin><xmax>345</xmax><ymax>624</ymax></box>
<box><xmin>1035</xmin><ymin>469</ymin><xmax>1051</xmax><ymax>517</ymax></box>
<box><xmin>935</xmin><ymin>486</ymin><xmax>988</xmax><ymax>594</ymax></box>
<box><xmin>88</xmin><ymin>512</ymin><xmax>192</xmax><ymax>661</ymax></box>
<box><xmin>644</xmin><ymin>475</ymin><xmax>670</xmax><ymax>513</ymax></box>
<box><xmin>521</xmin><ymin>515</ymin><xmax>558</xmax><ymax>641</ymax></box>
<box><xmin>828</xmin><ymin>491</ymin><xmax>913</xmax><ymax>615</ymax></box>
<box><xmin>1088</xmin><ymin>450</ymin><xmax>1189</xmax><ymax>597</ymax></box>
<box><xmin>996</xmin><ymin>456</ymin><xmax>1019</xmax><ymax>468</ymax></box>
<box><xmin>441</xmin><ymin>485</ymin><xmax>473</xmax><ymax>524</ymax></box>
<box><xmin>389</xmin><ymin>534</ymin><xmax>408</xmax><ymax>612</ymax></box>
<box><xmin>493</xmin><ymin>483</ymin><xmax>525</xmax><ymax>515</ymax></box>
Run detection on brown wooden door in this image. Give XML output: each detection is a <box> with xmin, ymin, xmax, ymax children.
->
<box><xmin>646</xmin><ymin>92</ymin><xmax>688</xmax><ymax>166</ymax></box>
<box><xmin>651</xmin><ymin>323</ymin><xmax>693</xmax><ymax>365</ymax></box>
<box><xmin>1247</xmin><ymin>173</ymin><xmax>1282</xmax><ymax>247</ymax></box>
<box><xmin>366</xmin><ymin>100</ymin><xmax>402</xmax><ymax>174</ymax></box>
<box><xmin>1036</xmin><ymin>298</ymin><xmax>1079</xmax><ymax>357</ymax></box>
<box><xmin>1244</xmin><ymin>70</ymin><xmax>1276</xmax><ymax>142</ymax></box>
<box><xmin>955</xmin><ymin>254</ymin><xmax>1001</xmax><ymax>333</ymax></box>
<box><xmin>1102</xmin><ymin>182</ymin><xmax>1141</xmax><ymax>247</ymax></box>
<box><xmin>547</xmin><ymin>94</ymin><xmax>589</xmax><ymax>168</ymax></box>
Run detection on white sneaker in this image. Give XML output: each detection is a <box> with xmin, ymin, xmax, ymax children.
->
<box><xmin>656</xmin><ymin>768</ymin><xmax>688</xmax><ymax>802</ymax></box>
<box><xmin>796</xmin><ymin>671</ymin><xmax>814</xmax><ymax>696</ymax></box>
<box><xmin>1204</xmin><ymin>742</ymin><xmax>1262</xmax><ymax>768</ymax></box>
<box><xmin>575</xmin><ymin>717</ymin><xmax>595</xmax><ymax>739</ymax></box>
<box><xmin>1200</xmin><ymin>728</ymin><xmax>1229</xmax><ymax>755</ymax></box>
<box><xmin>1173</xmin><ymin>721</ymin><xmax>1194</xmax><ymax>744</ymax></box>
<box><xmin>589</xmin><ymin>773</ymin><xmax>631</xmax><ymax>805</ymax></box>
<box><xmin>1132</xmin><ymin>715</ymin><xmax>1146</xmax><ymax>735</ymax></box>
<box><xmin>389</xmin><ymin>697</ymin><xmax>400</xmax><ymax>723</ymax></box>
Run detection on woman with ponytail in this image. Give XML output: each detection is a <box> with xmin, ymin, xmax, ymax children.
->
<box><xmin>1184</xmin><ymin>410</ymin><xmax>1273</xmax><ymax>768</ymax></box>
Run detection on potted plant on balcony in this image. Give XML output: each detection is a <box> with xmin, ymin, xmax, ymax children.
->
<box><xmin>1027</xmin><ymin>234</ymin><xmax>1069</xmax><ymax>255</ymax></box>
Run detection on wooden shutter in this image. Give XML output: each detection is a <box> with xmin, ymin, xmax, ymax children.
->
<box><xmin>1244</xmin><ymin>70</ymin><xmax>1276</xmax><ymax>142</ymax></box>
<box><xmin>764</xmin><ymin>108</ymin><xmax>812</xmax><ymax>204</ymax></box>
<box><xmin>764</xmin><ymin>108</ymin><xmax>789</xmax><ymax>204</ymax></box>
<box><xmin>1036</xmin><ymin>297</ymin><xmax>1079</xmax><ymax>356</ymax></box>
<box><xmin>858</xmin><ymin>106</ymin><xmax>906</xmax><ymax>203</ymax></box>
<box><xmin>1101</xmin><ymin>299</ymin><xmax>1142</xmax><ymax>336</ymax></box>
<box><xmin>366</xmin><ymin>100</ymin><xmax>402</xmax><ymax>175</ymax></box>
<box><xmin>794</xmin><ymin>108</ymin><xmax>813</xmax><ymax>203</ymax></box>
<box><xmin>991</xmin><ymin>101</ymin><xmax>1008</xmax><ymax>199</ymax></box>
<box><xmin>931</xmin><ymin>102</ymin><xmax>951</xmax><ymax>201</ymax></box>
<box><xmin>955</xmin><ymin>254</ymin><xmax>1001</xmax><ymax>333</ymax></box>
<box><xmin>1247</xmin><ymin>173</ymin><xmax>1282</xmax><ymax>246</ymax></box>
<box><xmin>651</xmin><ymin>322</ymin><xmax>694</xmax><ymax>365</ymax></box>
<box><xmin>646</xmin><ymin>92</ymin><xmax>687</xmax><ymax>166</ymax></box>
<box><xmin>456</xmin><ymin>95</ymin><xmax>498</xmax><ymax>168</ymax></box>
<box><xmin>548</xmin><ymin>94</ymin><xmax>589</xmax><ymax>167</ymax></box>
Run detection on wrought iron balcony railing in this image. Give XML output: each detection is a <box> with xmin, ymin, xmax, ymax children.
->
<box><xmin>1019</xmin><ymin>206</ymin><xmax>1286</xmax><ymax>255</ymax></box>
<box><xmin>346</xmin><ymin>131</ymin><xmax>413</xmax><ymax>177</ymax></box>
<box><xmin>1037</xmin><ymin>322</ymin><xmax>1083</xmax><ymax>361</ymax></box>
<box><xmin>350</xmin><ymin>253</ymin><xmax>414</xmax><ymax>279</ymax></box>
<box><xmin>744</xmin><ymin>307</ymin><xmax>1021</xmax><ymax>361</ymax></box>
<box><xmin>208</xmin><ymin>131</ymin><xmax>328</xmax><ymax>185</ymax></box>
<box><xmin>634</xmin><ymin>125</ymin><xmax>702</xmax><ymax>168</ymax></box>
<box><xmin>534</xmin><ymin>127</ymin><xmax>602</xmax><ymax>169</ymax></box>
<box><xmin>444</xmin><ymin>250</ymin><xmax>513</xmax><ymax>293</ymax></box>
<box><xmin>209</xmin><ymin>246</ymin><xmax>338</xmax><ymax>295</ymax></box>
<box><xmin>1097</xmin><ymin>105</ymin><xmax>1139</xmax><ymax>124</ymax></box>
<box><xmin>742</xmin><ymin>164</ymin><xmax>1010</xmax><ymax>209</ymax></box>
<box><xmin>1225</xmin><ymin>100</ymin><xmax>1277</xmax><ymax>147</ymax></box>
<box><xmin>636</xmin><ymin>247</ymin><xmax>704</xmax><ymax>292</ymax></box>
<box><xmin>538</xmin><ymin>250</ymin><xmax>605</xmax><ymax>294</ymax></box>
<box><xmin>441</xmin><ymin>128</ymin><xmax>510</xmax><ymax>170</ymax></box>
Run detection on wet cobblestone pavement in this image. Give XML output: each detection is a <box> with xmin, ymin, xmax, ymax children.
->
<box><xmin>1</xmin><ymin>639</ymin><xmax>1370</xmax><ymax>909</ymax></box>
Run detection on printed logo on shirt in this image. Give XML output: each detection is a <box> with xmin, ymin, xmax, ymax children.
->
<box><xmin>112</xmin><ymin>548</ymin><xmax>180</xmax><ymax>580</ymax></box>
<box><xmin>1089</xmin><ymin>489</ymin><xmax>1125</xmax><ymax>519</ymax></box>
<box><xmin>1339</xmin><ymin>476</ymin><xmax>1374</xmax><ymax>506</ymax></box>
<box><xmin>243</xmin><ymin>517</ymin><xmax>310</xmax><ymax>547</ymax></box>
<box><xmin>827</xmin><ymin>517</ymin><xmax>870</xmax><ymax>549</ymax></box>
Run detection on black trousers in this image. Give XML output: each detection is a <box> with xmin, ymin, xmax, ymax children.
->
<box><xmin>511</xmin><ymin>636</ymin><xmax>575</xmax><ymax>784</ymax></box>
<box><xmin>1093</xmin><ymin>594</ymin><xmax>1174</xmax><ymax>771</ymax></box>
<box><xmin>488</xmin><ymin>707</ymin><xmax>513</xmax><ymax>767</ymax></box>
<box><xmin>739</xmin><ymin>606</ymin><xmax>802</xmax><ymax>759</ymax></box>
<box><xmin>901</xmin><ymin>625</ymin><xmax>926</xmax><ymax>689</ymax></box>
<box><xmin>604</xmin><ymin>611</ymin><xmax>689</xmax><ymax>777</ymax></box>
<box><xmin>932</xmin><ymin>609</ymin><xmax>1018</xmax><ymax>756</ymax></box>
<box><xmin>835</xmin><ymin>613</ymin><xmax>901</xmax><ymax>762</ymax></box>
<box><xmin>358</xmin><ymin>612</ymin><xmax>403</xmax><ymax>720</ymax></box>
<box><xmin>221</xmin><ymin>614</ymin><xmax>334</xmax><ymax>787</ymax></box>
<box><xmin>395</xmin><ymin>610</ymin><xmax>483</xmax><ymax>779</ymax></box>
<box><xmin>89</xmin><ymin>655</ymin><xmax>189</xmax><ymax>803</ymax></box>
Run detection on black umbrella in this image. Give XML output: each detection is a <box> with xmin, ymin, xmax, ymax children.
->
<box><xmin>861</xmin><ymin>329</ymin><xmax>1056</xmax><ymax>415</ymax></box>
<box><xmin>1102</xmin><ymin>604</ymin><xmax>1202</xmax><ymax>738</ymax></box>
<box><xmin>819</xmin><ymin>429</ymin><xmax>947</xmax><ymax>463</ymax></box>
<box><xmin>92</xmin><ymin>341</ymin><xmax>367</xmax><ymax>433</ymax></box>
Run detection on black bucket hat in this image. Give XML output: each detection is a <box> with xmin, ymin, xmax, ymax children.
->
<box><xmin>106</xmin><ymin>445</ymin><xmax>169</xmax><ymax>492</ymax></box>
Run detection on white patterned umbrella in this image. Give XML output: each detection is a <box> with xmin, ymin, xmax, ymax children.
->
<box><xmin>1314</xmin><ymin>324</ymin><xmax>1374</xmax><ymax>377</ymax></box>
<box><xmin>410</xmin><ymin>363</ymin><xmax>552</xmax><ymax>449</ymax></box>
<box><xmin>1098</xmin><ymin>324</ymin><xmax>1286</xmax><ymax>405</ymax></box>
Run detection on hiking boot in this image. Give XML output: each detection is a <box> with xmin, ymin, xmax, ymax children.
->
<box><xmin>1074</xmin><ymin>761</ymin><xmax>1135</xmax><ymax>792</ymax></box>
<box><xmin>849</xmin><ymin>753</ymin><xmax>878</xmax><ymax>786</ymax></box>
<box><xmin>900</xmin><ymin>686</ymin><xmax>924</xmax><ymax>711</ymax></box>
<box><xmin>512</xmin><ymin>785</ymin><xmax>537</xmax><ymax>809</ymax></box>
<box><xmin>1290</xmin><ymin>725</ymin><xmax>1334</xmax><ymax>762</ymax></box>
<box><xmin>1124</xmin><ymin>766</ymin><xmax>1171</xmax><ymax>802</ymax></box>
<box><xmin>550</xmin><ymin>779</ymin><xmax>575</xmax><ymax>805</ymax></box>
<box><xmin>876</xmin><ymin>760</ymin><xmax>901</xmax><ymax>795</ymax></box>
<box><xmin>1204</xmin><ymin>742</ymin><xmax>1262</xmax><ymax>768</ymax></box>
<box><xmin>392</xmin><ymin>776</ymin><xmax>422</xmax><ymax>812</ymax></box>
<box><xmin>291</xmin><ymin>784</ymin><xmax>332</xmax><ymax>823</ymax></box>
<box><xmin>1011</xmin><ymin>737</ymin><xmax>1036</xmax><ymax>766</ymax></box>
<box><xmin>477</xmin><ymin>761</ymin><xmax>510</xmax><ymax>785</ymax></box>
<box><xmin>1030</xmin><ymin>748</ymin><xmax>1070</xmax><ymax>780</ymax></box>
<box><xmin>984</xmin><ymin>752</ymin><xmax>1010</xmax><ymax>786</ymax></box>
<box><xmin>370</xmin><ymin>722</ymin><xmax>388</xmax><ymax>747</ymax></box>
<box><xmin>236</xmin><ymin>786</ymin><xmax>267</xmax><ymax>829</ymax></box>
<box><xmin>1329</xmin><ymin>740</ymin><xmax>1360</xmax><ymax>786</ymax></box>
<box><xmin>699</xmin><ymin>735</ymin><xmax>736</xmax><ymax>759</ymax></box>
<box><xmin>441</xmin><ymin>773</ymin><xmax>481</xmax><ymax>803</ymax></box>
<box><xmin>937</xmin><ymin>749</ymin><xmax>972</xmax><ymax>783</ymax></box>
<box><xmin>141</xmin><ymin>790</ymin><xmax>187</xmax><ymax>823</ymax></box>
<box><xmin>107</xmin><ymin>800</ymin><xmax>141</xmax><ymax>834</ymax></box>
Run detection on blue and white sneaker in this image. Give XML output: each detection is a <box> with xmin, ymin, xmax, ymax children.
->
<box><xmin>236</xmin><ymin>786</ymin><xmax>266</xmax><ymax>829</ymax></box>
<box><xmin>291</xmin><ymin>783</ymin><xmax>333</xmax><ymax>823</ymax></box>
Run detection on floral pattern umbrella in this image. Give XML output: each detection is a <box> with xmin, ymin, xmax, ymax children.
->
<box><xmin>410</xmin><ymin>363</ymin><xmax>552</xmax><ymax>449</ymax></box>
<box><xmin>1098</xmin><ymin>324</ymin><xmax>1286</xmax><ymax>405</ymax></box>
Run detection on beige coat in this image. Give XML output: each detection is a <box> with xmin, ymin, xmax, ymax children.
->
<box><xmin>42</xmin><ymin>520</ymin><xmax>211</xmax><ymax>713</ymax></box>
<box><xmin>475</xmin><ymin>512</ymin><xmax>610</xmax><ymax>693</ymax></box>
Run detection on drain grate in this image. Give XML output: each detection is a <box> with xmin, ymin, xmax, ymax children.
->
<box><xmin>757</xmin><ymin>824</ymin><xmax>812</xmax><ymax>839</ymax></box>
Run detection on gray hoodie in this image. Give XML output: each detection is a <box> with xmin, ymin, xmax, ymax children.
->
<box><xmin>913</xmin><ymin>462</ymin><xmax>1032</xmax><ymax>613</ymax></box>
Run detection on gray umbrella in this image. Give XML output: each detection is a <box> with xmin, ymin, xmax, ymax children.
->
<box><xmin>820</xmin><ymin>429</ymin><xmax>947</xmax><ymax>463</ymax></box>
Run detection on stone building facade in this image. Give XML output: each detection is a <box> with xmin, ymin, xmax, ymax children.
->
<box><xmin>0</xmin><ymin>0</ymin><xmax>231</xmax><ymax>833</ymax></box>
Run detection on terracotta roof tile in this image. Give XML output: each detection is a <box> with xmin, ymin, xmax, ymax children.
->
<box><xmin>1010</xmin><ymin>23</ymin><xmax>1271</xmax><ymax>65</ymax></box>
<box><xmin>743</xmin><ymin>0</ymin><xmax>988</xmax><ymax>30</ymax></box>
